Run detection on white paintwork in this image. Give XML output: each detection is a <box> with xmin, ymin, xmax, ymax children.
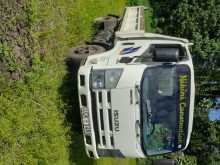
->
<box><xmin>77</xmin><ymin>6</ymin><xmax>195</xmax><ymax>158</ymax></box>
<box><xmin>116</xmin><ymin>6</ymin><xmax>145</xmax><ymax>39</ymax></box>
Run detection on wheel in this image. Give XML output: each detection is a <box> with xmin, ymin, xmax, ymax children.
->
<box><xmin>65</xmin><ymin>44</ymin><xmax>106</xmax><ymax>71</ymax></box>
<box><xmin>94</xmin><ymin>16</ymin><xmax>119</xmax><ymax>32</ymax></box>
<box><xmin>153</xmin><ymin>159</ymin><xmax>178</xmax><ymax>165</ymax></box>
<box><xmin>91</xmin><ymin>30</ymin><xmax>114</xmax><ymax>49</ymax></box>
<box><xmin>91</xmin><ymin>15</ymin><xmax>119</xmax><ymax>50</ymax></box>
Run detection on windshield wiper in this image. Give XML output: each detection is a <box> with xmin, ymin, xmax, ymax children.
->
<box><xmin>144</xmin><ymin>100</ymin><xmax>155</xmax><ymax>136</ymax></box>
<box><xmin>135</xmin><ymin>84</ymin><xmax>140</xmax><ymax>104</ymax></box>
<box><xmin>146</xmin><ymin>100</ymin><xmax>152</xmax><ymax>119</ymax></box>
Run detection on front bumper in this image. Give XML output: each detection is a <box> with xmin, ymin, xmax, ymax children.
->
<box><xmin>78</xmin><ymin>66</ymin><xmax>99</xmax><ymax>158</ymax></box>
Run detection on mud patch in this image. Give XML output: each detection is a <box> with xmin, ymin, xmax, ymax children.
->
<box><xmin>0</xmin><ymin>0</ymin><xmax>34</xmax><ymax>90</ymax></box>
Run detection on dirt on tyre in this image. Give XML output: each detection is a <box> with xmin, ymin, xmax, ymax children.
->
<box><xmin>94</xmin><ymin>16</ymin><xmax>119</xmax><ymax>32</ymax></box>
<box><xmin>65</xmin><ymin>45</ymin><xmax>106</xmax><ymax>72</ymax></box>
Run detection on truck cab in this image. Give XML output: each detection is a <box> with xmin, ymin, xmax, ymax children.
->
<box><xmin>77</xmin><ymin>6</ymin><xmax>195</xmax><ymax>158</ymax></box>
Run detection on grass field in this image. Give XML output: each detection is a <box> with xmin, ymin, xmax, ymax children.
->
<box><xmin>1</xmin><ymin>0</ymin><xmax>126</xmax><ymax>164</ymax></box>
<box><xmin>30</xmin><ymin>0</ymin><xmax>154</xmax><ymax>165</ymax></box>
<box><xmin>0</xmin><ymin>0</ymin><xmax>154</xmax><ymax>164</ymax></box>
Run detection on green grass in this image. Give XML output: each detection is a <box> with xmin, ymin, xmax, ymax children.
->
<box><xmin>143</xmin><ymin>0</ymin><xmax>154</xmax><ymax>32</ymax></box>
<box><xmin>0</xmin><ymin>0</ymin><xmax>156</xmax><ymax>164</ymax></box>
<box><xmin>0</xmin><ymin>0</ymin><xmax>131</xmax><ymax>165</ymax></box>
<box><xmin>95</xmin><ymin>158</ymin><xmax>136</xmax><ymax>165</ymax></box>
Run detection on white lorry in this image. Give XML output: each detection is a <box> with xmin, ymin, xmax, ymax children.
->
<box><xmin>75</xmin><ymin>6</ymin><xmax>195</xmax><ymax>159</ymax></box>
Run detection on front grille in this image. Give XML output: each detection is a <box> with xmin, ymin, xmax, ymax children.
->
<box><xmin>80</xmin><ymin>95</ymin><xmax>87</xmax><ymax>106</ymax></box>
<box><xmin>91</xmin><ymin>92</ymin><xmax>99</xmax><ymax>145</ymax></box>
<box><xmin>100</xmin><ymin>109</ymin><xmax>104</xmax><ymax>130</ymax></box>
<box><xmin>91</xmin><ymin>90</ymin><xmax>114</xmax><ymax>148</ymax></box>
<box><xmin>80</xmin><ymin>75</ymin><xmax>85</xmax><ymax>86</ymax></box>
<box><xmin>108</xmin><ymin>109</ymin><xmax>113</xmax><ymax>131</ymax></box>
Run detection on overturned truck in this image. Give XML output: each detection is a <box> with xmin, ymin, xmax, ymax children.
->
<box><xmin>69</xmin><ymin>6</ymin><xmax>195</xmax><ymax>159</ymax></box>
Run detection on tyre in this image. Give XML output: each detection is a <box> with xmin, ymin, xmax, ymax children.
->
<box><xmin>91</xmin><ymin>30</ymin><xmax>114</xmax><ymax>49</ymax></box>
<box><xmin>94</xmin><ymin>16</ymin><xmax>119</xmax><ymax>32</ymax></box>
<box><xmin>91</xmin><ymin>16</ymin><xmax>119</xmax><ymax>49</ymax></box>
<box><xmin>65</xmin><ymin>45</ymin><xmax>106</xmax><ymax>71</ymax></box>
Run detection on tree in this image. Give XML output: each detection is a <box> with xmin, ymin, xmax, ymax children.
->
<box><xmin>150</xmin><ymin>0</ymin><xmax>220</xmax><ymax>164</ymax></box>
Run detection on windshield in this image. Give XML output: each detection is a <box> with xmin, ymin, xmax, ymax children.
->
<box><xmin>141</xmin><ymin>65</ymin><xmax>190</xmax><ymax>155</ymax></box>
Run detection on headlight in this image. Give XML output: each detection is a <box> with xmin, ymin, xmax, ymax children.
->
<box><xmin>91</xmin><ymin>69</ymin><xmax>123</xmax><ymax>89</ymax></box>
<box><xmin>91</xmin><ymin>70</ymin><xmax>105</xmax><ymax>89</ymax></box>
<box><xmin>105</xmin><ymin>69</ymin><xmax>123</xmax><ymax>88</ymax></box>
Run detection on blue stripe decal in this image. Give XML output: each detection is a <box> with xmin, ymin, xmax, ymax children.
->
<box><xmin>120</xmin><ymin>46</ymin><xmax>141</xmax><ymax>55</ymax></box>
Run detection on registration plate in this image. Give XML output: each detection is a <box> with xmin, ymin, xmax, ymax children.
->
<box><xmin>81</xmin><ymin>107</ymin><xmax>92</xmax><ymax>135</ymax></box>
